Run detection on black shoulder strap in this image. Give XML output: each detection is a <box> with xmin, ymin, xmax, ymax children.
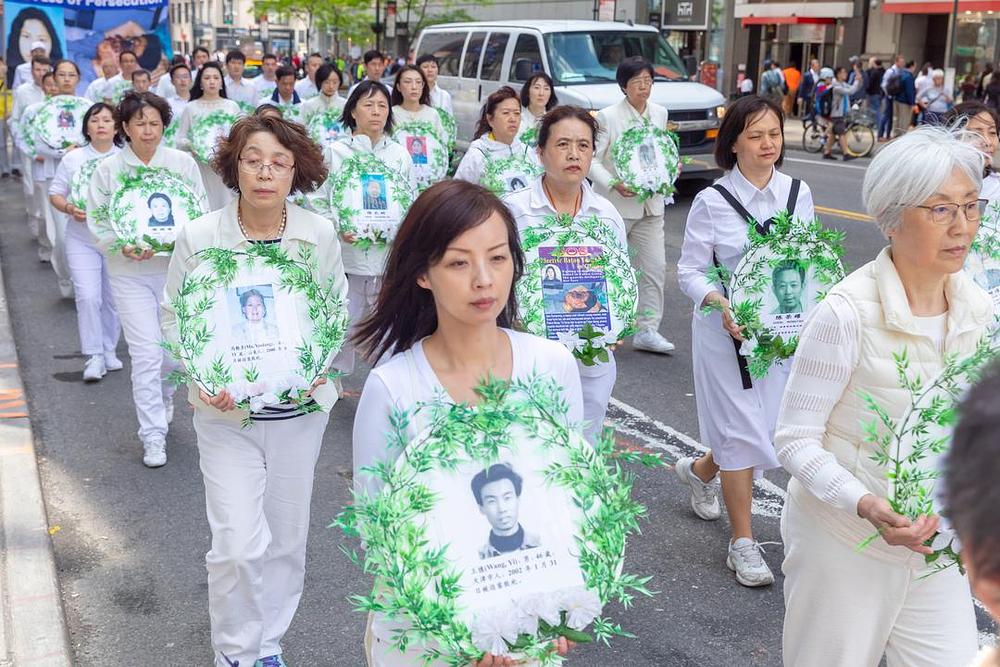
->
<box><xmin>710</xmin><ymin>184</ymin><xmax>753</xmax><ymax>223</ymax></box>
<box><xmin>712</xmin><ymin>250</ymin><xmax>754</xmax><ymax>391</ymax></box>
<box><xmin>785</xmin><ymin>178</ymin><xmax>801</xmax><ymax>218</ymax></box>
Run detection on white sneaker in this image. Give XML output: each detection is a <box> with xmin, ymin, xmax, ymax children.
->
<box><xmin>27</xmin><ymin>217</ymin><xmax>38</xmax><ymax>238</ymax></box>
<box><xmin>632</xmin><ymin>328</ymin><xmax>676</xmax><ymax>354</ymax></box>
<box><xmin>674</xmin><ymin>457</ymin><xmax>721</xmax><ymax>520</ymax></box>
<box><xmin>82</xmin><ymin>355</ymin><xmax>106</xmax><ymax>382</ymax></box>
<box><xmin>142</xmin><ymin>438</ymin><xmax>167</xmax><ymax>468</ymax></box>
<box><xmin>38</xmin><ymin>247</ymin><xmax>51</xmax><ymax>263</ymax></box>
<box><xmin>58</xmin><ymin>279</ymin><xmax>74</xmax><ymax>299</ymax></box>
<box><xmin>726</xmin><ymin>538</ymin><xmax>775</xmax><ymax>587</ymax></box>
<box><xmin>103</xmin><ymin>353</ymin><xmax>123</xmax><ymax>371</ymax></box>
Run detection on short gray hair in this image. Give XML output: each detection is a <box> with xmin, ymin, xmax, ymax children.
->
<box><xmin>863</xmin><ymin>126</ymin><xmax>985</xmax><ymax>237</ymax></box>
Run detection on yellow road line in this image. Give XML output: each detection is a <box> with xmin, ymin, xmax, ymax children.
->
<box><xmin>816</xmin><ymin>205</ymin><xmax>874</xmax><ymax>222</ymax></box>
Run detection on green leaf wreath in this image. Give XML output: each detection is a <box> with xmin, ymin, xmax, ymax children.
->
<box><xmin>103</xmin><ymin>166</ymin><xmax>207</xmax><ymax>254</ymax></box>
<box><xmin>517</xmin><ymin>214</ymin><xmax>638</xmax><ymax>366</ymax></box>
<box><xmin>32</xmin><ymin>96</ymin><xmax>91</xmax><ymax>150</ymax></box>
<box><xmin>274</xmin><ymin>101</ymin><xmax>303</xmax><ymax>124</ymax></box>
<box><xmin>189</xmin><ymin>109</ymin><xmax>240</xmax><ymax>163</ymax></box>
<box><xmin>324</xmin><ymin>152</ymin><xmax>415</xmax><ymax>251</ymax></box>
<box><xmin>162</xmin><ymin>120</ymin><xmax>179</xmax><ymax>149</ymax></box>
<box><xmin>519</xmin><ymin>124</ymin><xmax>540</xmax><ymax>149</ymax></box>
<box><xmin>706</xmin><ymin>212</ymin><xmax>846</xmax><ymax>378</ymax></box>
<box><xmin>393</xmin><ymin>120</ymin><xmax>449</xmax><ymax>192</ymax></box>
<box><xmin>336</xmin><ymin>375</ymin><xmax>663</xmax><ymax>666</ymax></box>
<box><xmin>69</xmin><ymin>154</ymin><xmax>112</xmax><ymax>211</ymax></box>
<box><xmin>966</xmin><ymin>199</ymin><xmax>1000</xmax><ymax>333</ymax></box>
<box><xmin>306</xmin><ymin>107</ymin><xmax>346</xmax><ymax>149</ymax></box>
<box><xmin>107</xmin><ymin>79</ymin><xmax>133</xmax><ymax>104</ymax></box>
<box><xmin>436</xmin><ymin>107</ymin><xmax>457</xmax><ymax>149</ymax></box>
<box><xmin>609</xmin><ymin>122</ymin><xmax>680</xmax><ymax>203</ymax></box>
<box><xmin>18</xmin><ymin>114</ymin><xmax>36</xmax><ymax>157</ymax></box>
<box><xmin>858</xmin><ymin>338</ymin><xmax>997</xmax><ymax>573</ymax></box>
<box><xmin>164</xmin><ymin>243</ymin><xmax>348</xmax><ymax>427</ymax></box>
<box><xmin>480</xmin><ymin>152</ymin><xmax>543</xmax><ymax>197</ymax></box>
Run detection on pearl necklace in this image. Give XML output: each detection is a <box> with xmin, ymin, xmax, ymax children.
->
<box><xmin>238</xmin><ymin>201</ymin><xmax>287</xmax><ymax>241</ymax></box>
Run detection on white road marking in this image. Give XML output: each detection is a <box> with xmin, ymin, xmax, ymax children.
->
<box><xmin>783</xmin><ymin>156</ymin><xmax>869</xmax><ymax>171</ymax></box>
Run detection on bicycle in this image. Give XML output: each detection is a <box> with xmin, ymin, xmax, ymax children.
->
<box><xmin>801</xmin><ymin>107</ymin><xmax>876</xmax><ymax>158</ymax></box>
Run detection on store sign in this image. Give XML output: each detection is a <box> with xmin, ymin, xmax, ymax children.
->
<box><xmin>662</xmin><ymin>0</ymin><xmax>709</xmax><ymax>30</ymax></box>
<box><xmin>788</xmin><ymin>23</ymin><xmax>827</xmax><ymax>42</ymax></box>
<box><xmin>598</xmin><ymin>0</ymin><xmax>616</xmax><ymax>21</ymax></box>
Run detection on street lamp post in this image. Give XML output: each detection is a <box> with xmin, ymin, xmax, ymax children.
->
<box><xmin>946</xmin><ymin>0</ymin><xmax>959</xmax><ymax>70</ymax></box>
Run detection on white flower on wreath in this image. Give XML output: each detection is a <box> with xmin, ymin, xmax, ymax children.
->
<box><xmin>284</xmin><ymin>374</ymin><xmax>311</xmax><ymax>391</ymax></box>
<box><xmin>931</xmin><ymin>527</ymin><xmax>962</xmax><ymax>554</ymax></box>
<box><xmin>556</xmin><ymin>331</ymin><xmax>586</xmax><ymax>352</ymax></box>
<box><xmin>471</xmin><ymin>606</ymin><xmax>521</xmax><ymax>656</ymax></box>
<box><xmin>517</xmin><ymin>592</ymin><xmax>561</xmax><ymax>629</ymax></box>
<box><xmin>591</xmin><ymin>329</ymin><xmax>617</xmax><ymax>350</ymax></box>
<box><xmin>559</xmin><ymin>587</ymin><xmax>602</xmax><ymax>631</ymax></box>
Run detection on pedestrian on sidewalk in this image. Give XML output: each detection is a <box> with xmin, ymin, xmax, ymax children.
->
<box><xmin>917</xmin><ymin>69</ymin><xmax>952</xmax><ymax>125</ymax></box>
<box><xmin>891</xmin><ymin>60</ymin><xmax>916</xmax><ymax>137</ymax></box>
<box><xmin>675</xmin><ymin>94</ymin><xmax>816</xmax><ymax>589</ymax></box>
<box><xmin>864</xmin><ymin>57</ymin><xmax>885</xmax><ymax>126</ymax></box>
<box><xmin>87</xmin><ymin>91</ymin><xmax>206</xmax><ymax>468</ymax></box>
<box><xmin>774</xmin><ymin>126</ymin><xmax>984</xmax><ymax>666</ymax></box>
<box><xmin>822</xmin><ymin>63</ymin><xmax>865</xmax><ymax>162</ymax></box>
<box><xmin>163</xmin><ymin>115</ymin><xmax>346</xmax><ymax>667</ymax></box>
<box><xmin>781</xmin><ymin>63</ymin><xmax>800</xmax><ymax>116</ymax></box>
<box><xmin>47</xmin><ymin>102</ymin><xmax>122</xmax><ymax>382</ymax></box>
<box><xmin>878</xmin><ymin>54</ymin><xmax>905</xmax><ymax>141</ymax></box>
<box><xmin>797</xmin><ymin>58</ymin><xmax>820</xmax><ymax>118</ymax></box>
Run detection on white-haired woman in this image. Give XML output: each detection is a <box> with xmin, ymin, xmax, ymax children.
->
<box><xmin>774</xmin><ymin>126</ymin><xmax>989</xmax><ymax>665</ymax></box>
<box><xmin>917</xmin><ymin>69</ymin><xmax>952</xmax><ymax>125</ymax></box>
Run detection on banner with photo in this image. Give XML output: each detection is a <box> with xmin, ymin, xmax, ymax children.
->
<box><xmin>966</xmin><ymin>200</ymin><xmax>1000</xmax><ymax>334</ymax></box>
<box><xmin>4</xmin><ymin>0</ymin><xmax>172</xmax><ymax>96</ymax></box>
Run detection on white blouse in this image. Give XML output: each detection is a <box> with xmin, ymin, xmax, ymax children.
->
<box><xmin>453</xmin><ymin>135</ymin><xmax>539</xmax><ymax>191</ymax></box>
<box><xmin>50</xmin><ymin>143</ymin><xmax>120</xmax><ymax>200</ymax></box>
<box><xmin>173</xmin><ymin>97</ymin><xmax>243</xmax><ymax>158</ymax></box>
<box><xmin>300</xmin><ymin>92</ymin><xmax>346</xmax><ymax>124</ymax></box>
<box><xmin>428</xmin><ymin>84</ymin><xmax>453</xmax><ymax>115</ymax></box>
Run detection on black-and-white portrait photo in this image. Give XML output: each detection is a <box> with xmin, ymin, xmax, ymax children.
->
<box><xmin>471</xmin><ymin>463</ymin><xmax>541</xmax><ymax>560</ymax></box>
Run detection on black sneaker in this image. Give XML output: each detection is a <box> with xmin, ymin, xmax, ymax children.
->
<box><xmin>11</xmin><ymin>168</ymin><xmax>20</xmax><ymax>177</ymax></box>
<box><xmin>843</xmin><ymin>155</ymin><xmax>858</xmax><ymax>162</ymax></box>
<box><xmin>822</xmin><ymin>153</ymin><xmax>837</xmax><ymax>160</ymax></box>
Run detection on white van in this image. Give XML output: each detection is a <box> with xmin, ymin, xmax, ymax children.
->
<box><xmin>413</xmin><ymin>20</ymin><xmax>726</xmax><ymax>179</ymax></box>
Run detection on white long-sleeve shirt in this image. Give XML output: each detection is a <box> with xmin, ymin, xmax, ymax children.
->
<box><xmin>9</xmin><ymin>82</ymin><xmax>44</xmax><ymax>143</ymax></box>
<box><xmin>50</xmin><ymin>143</ymin><xmax>120</xmax><ymax>208</ymax></box>
<box><xmin>453</xmin><ymin>135</ymin><xmax>539</xmax><ymax>195</ymax></box>
<box><xmin>224</xmin><ymin>75</ymin><xmax>258</xmax><ymax>110</ymax></box>
<box><xmin>294</xmin><ymin>77</ymin><xmax>318</xmax><ymax>100</ymax></box>
<box><xmin>428</xmin><ymin>84</ymin><xmax>453</xmax><ymax>115</ymax></box>
<box><xmin>252</xmin><ymin>75</ymin><xmax>277</xmax><ymax>100</ymax></box>
<box><xmin>173</xmin><ymin>97</ymin><xmax>242</xmax><ymax>161</ymax></box>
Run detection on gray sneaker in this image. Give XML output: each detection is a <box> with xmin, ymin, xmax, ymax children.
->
<box><xmin>674</xmin><ymin>457</ymin><xmax>721</xmax><ymax>520</ymax></box>
<box><xmin>142</xmin><ymin>438</ymin><xmax>167</xmax><ymax>468</ymax></box>
<box><xmin>726</xmin><ymin>538</ymin><xmax>775</xmax><ymax>587</ymax></box>
<box><xmin>632</xmin><ymin>328</ymin><xmax>675</xmax><ymax>354</ymax></box>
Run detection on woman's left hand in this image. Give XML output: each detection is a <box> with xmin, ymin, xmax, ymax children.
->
<box><xmin>122</xmin><ymin>244</ymin><xmax>155</xmax><ymax>261</ymax></box>
<box><xmin>471</xmin><ymin>638</ymin><xmax>574</xmax><ymax>666</ymax></box>
<box><xmin>305</xmin><ymin>376</ymin><xmax>327</xmax><ymax>397</ymax></box>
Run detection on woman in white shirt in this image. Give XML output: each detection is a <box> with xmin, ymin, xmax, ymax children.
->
<box><xmin>87</xmin><ymin>91</ymin><xmax>207</xmax><ymax>468</ymax></box>
<box><xmin>300</xmin><ymin>63</ymin><xmax>346</xmax><ymax>146</ymax></box>
<box><xmin>416</xmin><ymin>53</ymin><xmax>453</xmax><ymax>116</ymax></box>
<box><xmin>517</xmin><ymin>72</ymin><xmax>557</xmax><ymax>147</ymax></box>
<box><xmin>48</xmin><ymin>102</ymin><xmax>121</xmax><ymax>382</ymax></box>
<box><xmin>391</xmin><ymin>64</ymin><xmax>448</xmax><ymax>191</ymax></box>
<box><xmin>454</xmin><ymin>86</ymin><xmax>540</xmax><ymax>196</ymax></box>
<box><xmin>174</xmin><ymin>61</ymin><xmax>242</xmax><ymax>211</ymax></box>
<box><xmin>504</xmin><ymin>105</ymin><xmax>629</xmax><ymax>443</ymax></box>
<box><xmin>162</xmin><ymin>63</ymin><xmax>191</xmax><ymax>148</ymax></box>
<box><xmin>675</xmin><ymin>95</ymin><xmax>815</xmax><ymax>588</ymax></box>
<box><xmin>352</xmin><ymin>178</ymin><xmax>581</xmax><ymax>665</ymax></box>
<box><xmin>774</xmin><ymin>127</ymin><xmax>986</xmax><ymax>667</ymax></box>
<box><xmin>163</xmin><ymin>115</ymin><xmax>347</xmax><ymax>667</ymax></box>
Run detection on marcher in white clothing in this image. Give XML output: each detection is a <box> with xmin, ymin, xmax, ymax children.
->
<box><xmin>87</xmin><ymin>91</ymin><xmax>207</xmax><ymax>468</ymax></box>
<box><xmin>352</xmin><ymin>178</ymin><xmax>581</xmax><ymax>666</ymax></box>
<box><xmin>84</xmin><ymin>61</ymin><xmax>117</xmax><ymax>102</ymax></box>
<box><xmin>390</xmin><ymin>65</ymin><xmax>448</xmax><ymax>190</ymax></box>
<box><xmin>517</xmin><ymin>72</ymin><xmax>557</xmax><ymax>146</ymax></box>
<box><xmin>591</xmin><ymin>57</ymin><xmax>676</xmax><ymax>355</ymax></box>
<box><xmin>223</xmin><ymin>49</ymin><xmax>258</xmax><ymax>111</ymax></box>
<box><xmin>299</xmin><ymin>63</ymin><xmax>346</xmax><ymax>149</ymax></box>
<box><xmin>775</xmin><ymin>127</ymin><xmax>986</xmax><ymax>666</ymax></box>
<box><xmin>10</xmin><ymin>58</ymin><xmax>48</xmax><ymax>239</ymax></box>
<box><xmin>945</xmin><ymin>101</ymin><xmax>1000</xmax><ymax>204</ymax></box>
<box><xmin>294</xmin><ymin>53</ymin><xmax>323</xmax><ymax>101</ymax></box>
<box><xmin>163</xmin><ymin>63</ymin><xmax>192</xmax><ymax>147</ymax></box>
<box><xmin>417</xmin><ymin>54</ymin><xmax>453</xmax><ymax>115</ymax></box>
<box><xmin>48</xmin><ymin>102</ymin><xmax>121</xmax><ymax>381</ymax></box>
<box><xmin>676</xmin><ymin>95</ymin><xmax>815</xmax><ymax>588</ymax></box>
<box><xmin>11</xmin><ymin>41</ymin><xmax>48</xmax><ymax>90</ymax></box>
<box><xmin>173</xmin><ymin>62</ymin><xmax>242</xmax><ymax>211</ymax></box>
<box><xmin>260</xmin><ymin>65</ymin><xmax>304</xmax><ymax>123</ymax></box>
<box><xmin>163</xmin><ymin>115</ymin><xmax>347</xmax><ymax>667</ymax></box>
<box><xmin>252</xmin><ymin>53</ymin><xmax>279</xmax><ymax>101</ymax></box>
<box><xmin>17</xmin><ymin>71</ymin><xmax>58</xmax><ymax>264</ymax></box>
<box><xmin>454</xmin><ymin>86</ymin><xmax>540</xmax><ymax>196</ymax></box>
<box><xmin>348</xmin><ymin>49</ymin><xmax>386</xmax><ymax>99</ymax></box>
<box><xmin>102</xmin><ymin>50</ymin><xmax>139</xmax><ymax>103</ymax></box>
<box><xmin>307</xmin><ymin>80</ymin><xmax>413</xmax><ymax>376</ymax></box>
<box><xmin>504</xmin><ymin>106</ymin><xmax>630</xmax><ymax>443</ymax></box>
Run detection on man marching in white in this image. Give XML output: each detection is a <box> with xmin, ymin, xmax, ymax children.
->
<box><xmin>224</xmin><ymin>50</ymin><xmax>258</xmax><ymax>111</ymax></box>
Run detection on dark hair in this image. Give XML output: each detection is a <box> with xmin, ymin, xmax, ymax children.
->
<box><xmin>170</xmin><ymin>55</ymin><xmax>187</xmax><ymax>66</ymax></box>
<box><xmin>213</xmin><ymin>115</ymin><xmax>328</xmax><ymax>194</ymax></box>
<box><xmin>239</xmin><ymin>288</ymin><xmax>265</xmax><ymax>310</ymax></box>
<box><xmin>147</xmin><ymin>192</ymin><xmax>174</xmax><ymax>225</ymax></box>
<box><xmin>307</xmin><ymin>52</ymin><xmax>323</xmax><ymax>63</ymax></box>
<box><xmin>364</xmin><ymin>49</ymin><xmax>384</xmax><ymax>65</ymax></box>
<box><xmin>341</xmin><ymin>80</ymin><xmax>393</xmax><ymax>135</ymax></box>
<box><xmin>81</xmin><ymin>102</ymin><xmax>115</xmax><ymax>143</ymax></box>
<box><xmin>537</xmin><ymin>105</ymin><xmax>600</xmax><ymax>148</ymax></box>
<box><xmin>263</xmin><ymin>53</ymin><xmax>278</xmax><ymax>63</ymax></box>
<box><xmin>191</xmin><ymin>61</ymin><xmax>228</xmax><ymax>101</ymax></box>
<box><xmin>946</xmin><ymin>101</ymin><xmax>1000</xmax><ymax>175</ymax></box>
<box><xmin>315</xmin><ymin>63</ymin><xmax>341</xmax><ymax>89</ymax></box>
<box><xmin>474</xmin><ymin>86</ymin><xmax>519</xmax><ymax>139</ymax></box>
<box><xmin>115</xmin><ymin>91</ymin><xmax>172</xmax><ymax>144</ymax></box>
<box><xmin>714</xmin><ymin>95</ymin><xmax>785</xmax><ymax>171</ymax></box>
<box><xmin>471</xmin><ymin>463</ymin><xmax>523</xmax><ymax>505</ymax></box>
<box><xmin>945</xmin><ymin>361</ymin><xmax>1000</xmax><ymax>581</ymax></box>
<box><xmin>5</xmin><ymin>7</ymin><xmax>63</xmax><ymax>87</ymax></box>
<box><xmin>834</xmin><ymin>66</ymin><xmax>847</xmax><ymax>77</ymax></box>
<box><xmin>616</xmin><ymin>56</ymin><xmax>655</xmax><ymax>91</ymax></box>
<box><xmin>41</xmin><ymin>71</ymin><xmax>54</xmax><ymax>87</ymax></box>
<box><xmin>53</xmin><ymin>59</ymin><xmax>80</xmax><ymax>77</ymax></box>
<box><xmin>119</xmin><ymin>50</ymin><xmax>138</xmax><ymax>65</ymax></box>
<box><xmin>519</xmin><ymin>72</ymin><xmax>558</xmax><ymax>111</ymax></box>
<box><xmin>772</xmin><ymin>259</ymin><xmax>805</xmax><ymax>283</ymax></box>
<box><xmin>192</xmin><ymin>46</ymin><xmax>210</xmax><ymax>59</ymax></box>
<box><xmin>390</xmin><ymin>64</ymin><xmax>429</xmax><ymax>107</ymax></box>
<box><xmin>169</xmin><ymin>63</ymin><xmax>191</xmax><ymax>81</ymax></box>
<box><xmin>254</xmin><ymin>103</ymin><xmax>283</xmax><ymax>118</ymax></box>
<box><xmin>225</xmin><ymin>50</ymin><xmax>246</xmax><ymax>64</ymax></box>
<box><xmin>131</xmin><ymin>68</ymin><xmax>151</xmax><ymax>82</ymax></box>
<box><xmin>275</xmin><ymin>65</ymin><xmax>296</xmax><ymax>81</ymax></box>
<box><xmin>31</xmin><ymin>55</ymin><xmax>52</xmax><ymax>69</ymax></box>
<box><xmin>415</xmin><ymin>54</ymin><xmax>438</xmax><ymax>67</ymax></box>
<box><xmin>874</xmin><ymin>58</ymin><xmax>883</xmax><ymax>67</ymax></box>
<box><xmin>353</xmin><ymin>180</ymin><xmax>524</xmax><ymax>361</ymax></box>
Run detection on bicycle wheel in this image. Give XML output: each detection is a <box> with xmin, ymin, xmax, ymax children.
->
<box><xmin>802</xmin><ymin>122</ymin><xmax>825</xmax><ymax>153</ymax></box>
<box><xmin>845</xmin><ymin>123</ymin><xmax>876</xmax><ymax>157</ymax></box>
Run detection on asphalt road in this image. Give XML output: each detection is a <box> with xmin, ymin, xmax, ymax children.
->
<box><xmin>0</xmin><ymin>150</ymin><xmax>994</xmax><ymax>667</ymax></box>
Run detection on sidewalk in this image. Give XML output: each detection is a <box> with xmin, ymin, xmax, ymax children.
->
<box><xmin>0</xmin><ymin>202</ymin><xmax>71</xmax><ymax>665</ymax></box>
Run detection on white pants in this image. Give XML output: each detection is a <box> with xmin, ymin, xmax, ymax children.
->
<box><xmin>20</xmin><ymin>151</ymin><xmax>33</xmax><ymax>203</ymax></box>
<box><xmin>200</xmin><ymin>162</ymin><xmax>234</xmax><ymax>212</ymax></box>
<box><xmin>44</xmin><ymin>198</ymin><xmax>69</xmax><ymax>280</ymax></box>
<box><xmin>333</xmin><ymin>273</ymin><xmax>381</xmax><ymax>375</ymax></box>
<box><xmin>194</xmin><ymin>409</ymin><xmax>329</xmax><ymax>667</ymax></box>
<box><xmin>32</xmin><ymin>178</ymin><xmax>50</xmax><ymax>249</ymax></box>
<box><xmin>109</xmin><ymin>272</ymin><xmax>177</xmax><ymax>442</ymax></box>
<box><xmin>65</xmin><ymin>222</ymin><xmax>119</xmax><ymax>356</ymax></box>
<box><xmin>780</xmin><ymin>495</ymin><xmax>978</xmax><ymax>667</ymax></box>
<box><xmin>579</xmin><ymin>354</ymin><xmax>616</xmax><ymax>444</ymax></box>
<box><xmin>624</xmin><ymin>214</ymin><xmax>666</xmax><ymax>331</ymax></box>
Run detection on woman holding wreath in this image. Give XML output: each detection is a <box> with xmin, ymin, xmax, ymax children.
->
<box><xmin>162</xmin><ymin>115</ymin><xmax>347</xmax><ymax>667</ymax></box>
<box><xmin>174</xmin><ymin>61</ymin><xmax>242</xmax><ymax>211</ymax></box>
<box><xmin>299</xmin><ymin>63</ymin><xmax>346</xmax><ymax>141</ymax></box>
<box><xmin>517</xmin><ymin>72</ymin><xmax>558</xmax><ymax>147</ymax></box>
<box><xmin>675</xmin><ymin>95</ymin><xmax>815</xmax><ymax>588</ymax></box>
<box><xmin>87</xmin><ymin>91</ymin><xmax>206</xmax><ymax>468</ymax></box>
<box><xmin>48</xmin><ymin>102</ymin><xmax>121</xmax><ymax>382</ymax></box>
<box><xmin>353</xmin><ymin>179</ymin><xmax>582</xmax><ymax>666</ymax></box>
<box><xmin>590</xmin><ymin>56</ymin><xmax>676</xmax><ymax>356</ymax></box>
<box><xmin>504</xmin><ymin>105</ymin><xmax>629</xmax><ymax>443</ymax></box>
<box><xmin>774</xmin><ymin>127</ymin><xmax>986</xmax><ymax>665</ymax></box>
<box><xmin>390</xmin><ymin>64</ymin><xmax>449</xmax><ymax>190</ymax></box>
<box><xmin>454</xmin><ymin>86</ymin><xmax>540</xmax><ymax>196</ymax></box>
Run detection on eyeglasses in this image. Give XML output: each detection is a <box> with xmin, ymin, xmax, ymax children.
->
<box><xmin>238</xmin><ymin>157</ymin><xmax>295</xmax><ymax>178</ymax></box>
<box><xmin>628</xmin><ymin>76</ymin><xmax>654</xmax><ymax>88</ymax></box>
<box><xmin>914</xmin><ymin>198</ymin><xmax>989</xmax><ymax>225</ymax></box>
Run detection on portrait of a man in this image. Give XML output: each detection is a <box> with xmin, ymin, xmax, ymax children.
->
<box><xmin>471</xmin><ymin>463</ymin><xmax>540</xmax><ymax>560</ymax></box>
<box><xmin>147</xmin><ymin>192</ymin><xmax>174</xmax><ymax>228</ymax></box>
<box><xmin>770</xmin><ymin>260</ymin><xmax>806</xmax><ymax>314</ymax></box>
<box><xmin>230</xmin><ymin>287</ymin><xmax>279</xmax><ymax>344</ymax></box>
<box><xmin>362</xmin><ymin>175</ymin><xmax>388</xmax><ymax>211</ymax></box>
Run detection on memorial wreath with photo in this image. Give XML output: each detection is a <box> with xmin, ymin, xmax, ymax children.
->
<box><xmin>393</xmin><ymin>120</ymin><xmax>449</xmax><ymax>192</ymax></box>
<box><xmin>306</xmin><ymin>108</ymin><xmax>346</xmax><ymax>150</ymax></box>
<box><xmin>324</xmin><ymin>152</ymin><xmax>415</xmax><ymax>250</ymax></box>
<box><xmin>69</xmin><ymin>155</ymin><xmax>112</xmax><ymax>211</ymax></box>
<box><xmin>33</xmin><ymin>96</ymin><xmax>91</xmax><ymax>150</ymax></box>
<box><xmin>609</xmin><ymin>122</ymin><xmax>681</xmax><ymax>203</ymax></box>
<box><xmin>965</xmin><ymin>198</ymin><xmax>1000</xmax><ymax>331</ymax></box>
<box><xmin>189</xmin><ymin>109</ymin><xmax>241</xmax><ymax>163</ymax></box>
<box><xmin>480</xmin><ymin>153</ymin><xmax>543</xmax><ymax>197</ymax></box>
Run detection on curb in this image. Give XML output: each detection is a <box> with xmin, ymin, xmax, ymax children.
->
<box><xmin>0</xmin><ymin>238</ymin><xmax>71</xmax><ymax>664</ymax></box>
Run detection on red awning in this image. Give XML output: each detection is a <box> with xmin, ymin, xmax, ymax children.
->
<box><xmin>882</xmin><ymin>0</ymin><xmax>1000</xmax><ymax>11</ymax></box>
<box><xmin>740</xmin><ymin>16</ymin><xmax>835</xmax><ymax>25</ymax></box>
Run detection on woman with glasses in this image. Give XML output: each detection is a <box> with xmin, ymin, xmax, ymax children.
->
<box><xmin>163</xmin><ymin>115</ymin><xmax>346</xmax><ymax>667</ymax></box>
<box><xmin>774</xmin><ymin>126</ymin><xmax>987</xmax><ymax>665</ymax></box>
